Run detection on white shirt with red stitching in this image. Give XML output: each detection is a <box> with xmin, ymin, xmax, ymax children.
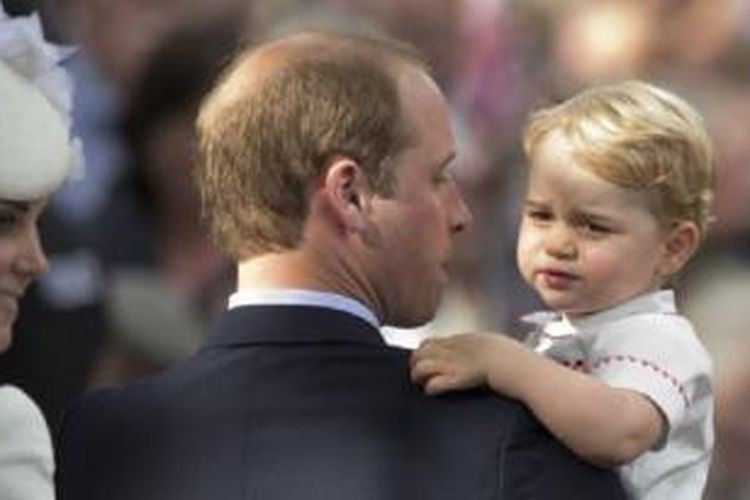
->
<box><xmin>524</xmin><ymin>289</ymin><xmax>714</xmax><ymax>500</ymax></box>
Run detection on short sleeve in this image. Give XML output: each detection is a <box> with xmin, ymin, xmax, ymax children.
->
<box><xmin>585</xmin><ymin>314</ymin><xmax>712</xmax><ymax>432</ymax></box>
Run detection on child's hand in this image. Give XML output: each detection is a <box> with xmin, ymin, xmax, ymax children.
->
<box><xmin>410</xmin><ymin>333</ymin><xmax>501</xmax><ymax>395</ymax></box>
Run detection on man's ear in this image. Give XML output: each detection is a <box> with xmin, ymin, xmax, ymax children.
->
<box><xmin>320</xmin><ymin>157</ymin><xmax>369</xmax><ymax>233</ymax></box>
<box><xmin>659</xmin><ymin>220</ymin><xmax>700</xmax><ymax>278</ymax></box>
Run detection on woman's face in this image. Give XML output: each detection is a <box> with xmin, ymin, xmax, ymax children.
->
<box><xmin>0</xmin><ymin>198</ymin><xmax>48</xmax><ymax>352</ymax></box>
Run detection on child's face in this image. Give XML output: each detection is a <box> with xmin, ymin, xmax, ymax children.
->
<box><xmin>516</xmin><ymin>132</ymin><xmax>674</xmax><ymax>318</ymax></box>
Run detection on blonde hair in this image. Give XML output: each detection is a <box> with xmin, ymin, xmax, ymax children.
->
<box><xmin>523</xmin><ymin>80</ymin><xmax>716</xmax><ymax>238</ymax></box>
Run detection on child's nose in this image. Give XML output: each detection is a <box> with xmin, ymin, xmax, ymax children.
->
<box><xmin>544</xmin><ymin>224</ymin><xmax>577</xmax><ymax>259</ymax></box>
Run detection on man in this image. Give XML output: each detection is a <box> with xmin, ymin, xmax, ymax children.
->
<box><xmin>56</xmin><ymin>30</ymin><xmax>625</xmax><ymax>499</ymax></box>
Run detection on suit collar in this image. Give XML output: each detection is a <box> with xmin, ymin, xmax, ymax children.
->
<box><xmin>228</xmin><ymin>288</ymin><xmax>379</xmax><ymax>328</ymax></box>
<box><xmin>203</xmin><ymin>305</ymin><xmax>386</xmax><ymax>349</ymax></box>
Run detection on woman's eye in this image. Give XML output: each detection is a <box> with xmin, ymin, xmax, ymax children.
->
<box><xmin>0</xmin><ymin>211</ymin><xmax>17</xmax><ymax>228</ymax></box>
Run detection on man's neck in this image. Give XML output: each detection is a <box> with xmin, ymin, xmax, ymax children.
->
<box><xmin>237</xmin><ymin>251</ymin><xmax>314</xmax><ymax>290</ymax></box>
<box><xmin>236</xmin><ymin>251</ymin><xmax>372</xmax><ymax>304</ymax></box>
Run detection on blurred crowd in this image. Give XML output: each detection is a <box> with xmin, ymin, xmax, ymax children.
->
<box><xmin>0</xmin><ymin>0</ymin><xmax>748</xmax><ymax>498</ymax></box>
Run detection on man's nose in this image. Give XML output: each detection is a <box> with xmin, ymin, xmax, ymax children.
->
<box><xmin>448</xmin><ymin>185</ymin><xmax>473</xmax><ymax>234</ymax></box>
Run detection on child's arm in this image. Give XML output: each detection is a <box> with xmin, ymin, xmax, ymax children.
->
<box><xmin>410</xmin><ymin>333</ymin><xmax>664</xmax><ymax>467</ymax></box>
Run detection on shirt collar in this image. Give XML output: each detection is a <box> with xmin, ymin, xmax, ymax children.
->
<box><xmin>522</xmin><ymin>289</ymin><xmax>677</xmax><ymax>335</ymax></box>
<box><xmin>565</xmin><ymin>289</ymin><xmax>677</xmax><ymax>333</ymax></box>
<box><xmin>228</xmin><ymin>288</ymin><xmax>380</xmax><ymax>329</ymax></box>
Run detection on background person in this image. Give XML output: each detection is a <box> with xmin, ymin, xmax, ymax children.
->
<box><xmin>0</xmin><ymin>6</ymin><xmax>78</xmax><ymax>499</ymax></box>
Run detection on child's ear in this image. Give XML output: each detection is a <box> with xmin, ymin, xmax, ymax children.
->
<box><xmin>659</xmin><ymin>221</ymin><xmax>700</xmax><ymax>278</ymax></box>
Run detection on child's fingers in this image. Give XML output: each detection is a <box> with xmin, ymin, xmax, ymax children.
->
<box><xmin>411</xmin><ymin>341</ymin><xmax>446</xmax><ymax>369</ymax></box>
<box><xmin>418</xmin><ymin>338</ymin><xmax>458</xmax><ymax>360</ymax></box>
<box><xmin>410</xmin><ymin>357</ymin><xmax>444</xmax><ymax>385</ymax></box>
<box><xmin>413</xmin><ymin>338</ymin><xmax>446</xmax><ymax>359</ymax></box>
<box><xmin>424</xmin><ymin>374</ymin><xmax>461</xmax><ymax>395</ymax></box>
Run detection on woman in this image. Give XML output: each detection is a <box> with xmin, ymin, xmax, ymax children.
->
<box><xmin>0</xmin><ymin>7</ymin><xmax>78</xmax><ymax>499</ymax></box>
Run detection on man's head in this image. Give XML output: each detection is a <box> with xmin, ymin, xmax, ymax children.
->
<box><xmin>196</xmin><ymin>30</ymin><xmax>472</xmax><ymax>327</ymax></box>
<box><xmin>197</xmin><ymin>31</ymin><xmax>425</xmax><ymax>259</ymax></box>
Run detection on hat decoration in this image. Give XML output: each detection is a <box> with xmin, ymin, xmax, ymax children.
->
<box><xmin>0</xmin><ymin>7</ymin><xmax>83</xmax><ymax>201</ymax></box>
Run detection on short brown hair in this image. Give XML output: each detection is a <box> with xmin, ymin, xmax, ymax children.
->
<box><xmin>523</xmin><ymin>80</ymin><xmax>716</xmax><ymax>238</ymax></box>
<box><xmin>196</xmin><ymin>31</ymin><xmax>428</xmax><ymax>259</ymax></box>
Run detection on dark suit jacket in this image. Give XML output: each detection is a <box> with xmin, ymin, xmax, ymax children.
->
<box><xmin>56</xmin><ymin>305</ymin><xmax>625</xmax><ymax>499</ymax></box>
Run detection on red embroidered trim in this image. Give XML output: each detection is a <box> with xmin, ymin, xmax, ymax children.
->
<box><xmin>560</xmin><ymin>355</ymin><xmax>690</xmax><ymax>408</ymax></box>
<box><xmin>560</xmin><ymin>359</ymin><xmax>591</xmax><ymax>374</ymax></box>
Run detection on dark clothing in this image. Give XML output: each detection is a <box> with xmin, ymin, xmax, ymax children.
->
<box><xmin>56</xmin><ymin>305</ymin><xmax>625</xmax><ymax>499</ymax></box>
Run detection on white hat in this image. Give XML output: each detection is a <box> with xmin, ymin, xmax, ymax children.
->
<box><xmin>0</xmin><ymin>60</ymin><xmax>71</xmax><ymax>201</ymax></box>
<box><xmin>0</xmin><ymin>9</ymin><xmax>80</xmax><ymax>201</ymax></box>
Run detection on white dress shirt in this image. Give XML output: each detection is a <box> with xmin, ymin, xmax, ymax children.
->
<box><xmin>228</xmin><ymin>288</ymin><xmax>380</xmax><ymax>330</ymax></box>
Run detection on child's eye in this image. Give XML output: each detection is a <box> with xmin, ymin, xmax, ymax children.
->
<box><xmin>580</xmin><ymin>221</ymin><xmax>610</xmax><ymax>235</ymax></box>
<box><xmin>526</xmin><ymin>209</ymin><xmax>552</xmax><ymax>222</ymax></box>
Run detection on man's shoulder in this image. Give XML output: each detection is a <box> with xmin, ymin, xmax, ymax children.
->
<box><xmin>56</xmin><ymin>344</ymin><xmax>625</xmax><ymax>500</ymax></box>
<box><xmin>59</xmin><ymin>343</ymin><xmax>535</xmax><ymax>446</ymax></box>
